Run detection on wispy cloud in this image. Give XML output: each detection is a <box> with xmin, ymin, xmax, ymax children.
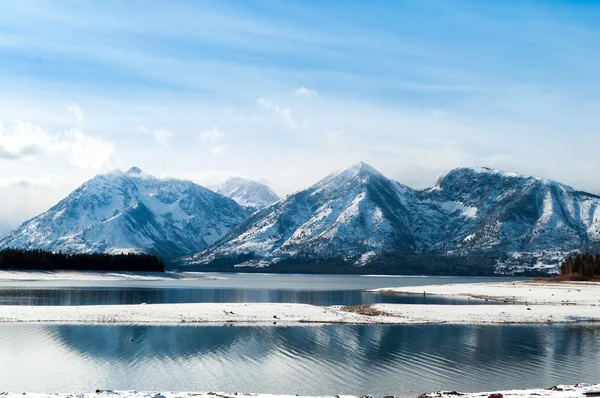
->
<box><xmin>153</xmin><ymin>129</ymin><xmax>173</xmax><ymax>148</ymax></box>
<box><xmin>67</xmin><ymin>103</ymin><xmax>85</xmax><ymax>128</ymax></box>
<box><xmin>198</xmin><ymin>127</ymin><xmax>227</xmax><ymax>155</ymax></box>
<box><xmin>296</xmin><ymin>86</ymin><xmax>319</xmax><ymax>98</ymax></box>
<box><xmin>257</xmin><ymin>98</ymin><xmax>297</xmax><ymax>128</ymax></box>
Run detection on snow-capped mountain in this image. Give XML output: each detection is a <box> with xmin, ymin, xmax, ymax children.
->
<box><xmin>0</xmin><ymin>167</ymin><xmax>249</xmax><ymax>257</ymax></box>
<box><xmin>188</xmin><ymin>162</ymin><xmax>423</xmax><ymax>267</ymax></box>
<box><xmin>215</xmin><ymin>177</ymin><xmax>280</xmax><ymax>210</ymax></box>
<box><xmin>418</xmin><ymin>167</ymin><xmax>600</xmax><ymax>272</ymax></box>
<box><xmin>186</xmin><ymin>163</ymin><xmax>600</xmax><ymax>273</ymax></box>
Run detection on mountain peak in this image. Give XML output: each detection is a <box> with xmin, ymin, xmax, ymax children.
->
<box><xmin>126</xmin><ymin>166</ymin><xmax>144</xmax><ymax>175</ymax></box>
<box><xmin>347</xmin><ymin>161</ymin><xmax>378</xmax><ymax>175</ymax></box>
<box><xmin>216</xmin><ymin>177</ymin><xmax>280</xmax><ymax>209</ymax></box>
<box><xmin>336</xmin><ymin>161</ymin><xmax>384</xmax><ymax>181</ymax></box>
<box><xmin>223</xmin><ymin>176</ymin><xmax>251</xmax><ymax>184</ymax></box>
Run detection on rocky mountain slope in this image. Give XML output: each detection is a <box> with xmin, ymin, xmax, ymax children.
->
<box><xmin>186</xmin><ymin>164</ymin><xmax>600</xmax><ymax>273</ymax></box>
<box><xmin>420</xmin><ymin>167</ymin><xmax>600</xmax><ymax>273</ymax></box>
<box><xmin>0</xmin><ymin>167</ymin><xmax>249</xmax><ymax>257</ymax></box>
<box><xmin>215</xmin><ymin>177</ymin><xmax>280</xmax><ymax>210</ymax></box>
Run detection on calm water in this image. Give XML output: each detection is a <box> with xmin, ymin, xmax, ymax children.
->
<box><xmin>0</xmin><ymin>323</ymin><xmax>598</xmax><ymax>396</ymax></box>
<box><xmin>0</xmin><ymin>273</ymin><xmax>519</xmax><ymax>306</ymax></box>
<box><xmin>0</xmin><ymin>287</ymin><xmax>505</xmax><ymax>306</ymax></box>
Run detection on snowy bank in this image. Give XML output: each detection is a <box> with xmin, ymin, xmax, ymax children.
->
<box><xmin>368</xmin><ymin>280</ymin><xmax>600</xmax><ymax>306</ymax></box>
<box><xmin>422</xmin><ymin>384</ymin><xmax>600</xmax><ymax>398</ymax></box>
<box><xmin>3</xmin><ymin>384</ymin><xmax>600</xmax><ymax>398</ymax></box>
<box><xmin>0</xmin><ymin>270</ymin><xmax>221</xmax><ymax>282</ymax></box>
<box><xmin>0</xmin><ymin>301</ymin><xmax>599</xmax><ymax>325</ymax></box>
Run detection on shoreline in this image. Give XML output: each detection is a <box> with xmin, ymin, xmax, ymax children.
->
<box><xmin>2</xmin><ymin>385</ymin><xmax>599</xmax><ymax>398</ymax></box>
<box><xmin>367</xmin><ymin>280</ymin><xmax>600</xmax><ymax>306</ymax></box>
<box><xmin>0</xmin><ymin>270</ymin><xmax>221</xmax><ymax>282</ymax></box>
<box><xmin>0</xmin><ymin>280</ymin><xmax>597</xmax><ymax>326</ymax></box>
<box><xmin>0</xmin><ymin>301</ymin><xmax>599</xmax><ymax>326</ymax></box>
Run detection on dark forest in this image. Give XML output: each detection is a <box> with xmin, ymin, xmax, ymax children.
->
<box><xmin>0</xmin><ymin>249</ymin><xmax>164</xmax><ymax>272</ymax></box>
<box><xmin>560</xmin><ymin>254</ymin><xmax>600</xmax><ymax>281</ymax></box>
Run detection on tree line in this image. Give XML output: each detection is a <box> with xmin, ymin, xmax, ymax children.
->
<box><xmin>0</xmin><ymin>249</ymin><xmax>164</xmax><ymax>272</ymax></box>
<box><xmin>560</xmin><ymin>253</ymin><xmax>600</xmax><ymax>280</ymax></box>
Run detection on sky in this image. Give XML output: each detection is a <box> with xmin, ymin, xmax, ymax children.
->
<box><xmin>1</xmin><ymin>0</ymin><xmax>600</xmax><ymax>229</ymax></box>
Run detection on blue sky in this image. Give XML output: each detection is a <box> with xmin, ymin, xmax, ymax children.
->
<box><xmin>1</xmin><ymin>0</ymin><xmax>600</xmax><ymax>226</ymax></box>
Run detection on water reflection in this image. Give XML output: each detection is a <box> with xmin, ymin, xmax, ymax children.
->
<box><xmin>0</xmin><ymin>287</ymin><xmax>496</xmax><ymax>306</ymax></box>
<box><xmin>0</xmin><ymin>324</ymin><xmax>598</xmax><ymax>396</ymax></box>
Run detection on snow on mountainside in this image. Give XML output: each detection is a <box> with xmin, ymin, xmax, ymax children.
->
<box><xmin>188</xmin><ymin>162</ymin><xmax>424</xmax><ymax>267</ymax></box>
<box><xmin>186</xmin><ymin>163</ymin><xmax>600</xmax><ymax>273</ymax></box>
<box><xmin>422</xmin><ymin>167</ymin><xmax>600</xmax><ymax>272</ymax></box>
<box><xmin>0</xmin><ymin>167</ymin><xmax>249</xmax><ymax>257</ymax></box>
<box><xmin>215</xmin><ymin>177</ymin><xmax>280</xmax><ymax>209</ymax></box>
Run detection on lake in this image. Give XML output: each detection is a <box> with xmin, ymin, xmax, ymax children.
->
<box><xmin>0</xmin><ymin>323</ymin><xmax>598</xmax><ymax>396</ymax></box>
<box><xmin>0</xmin><ymin>273</ymin><xmax>517</xmax><ymax>306</ymax></box>
<box><xmin>3</xmin><ymin>273</ymin><xmax>582</xmax><ymax>397</ymax></box>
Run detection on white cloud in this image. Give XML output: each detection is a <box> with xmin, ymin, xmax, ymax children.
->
<box><xmin>0</xmin><ymin>121</ymin><xmax>47</xmax><ymax>160</ymax></box>
<box><xmin>56</xmin><ymin>129</ymin><xmax>116</xmax><ymax>169</ymax></box>
<box><xmin>0</xmin><ymin>120</ymin><xmax>115</xmax><ymax>169</ymax></box>
<box><xmin>67</xmin><ymin>103</ymin><xmax>85</xmax><ymax>127</ymax></box>
<box><xmin>153</xmin><ymin>128</ymin><xmax>173</xmax><ymax>148</ymax></box>
<box><xmin>198</xmin><ymin>127</ymin><xmax>227</xmax><ymax>156</ymax></box>
<box><xmin>296</xmin><ymin>86</ymin><xmax>319</xmax><ymax>98</ymax></box>
<box><xmin>257</xmin><ymin>98</ymin><xmax>297</xmax><ymax>128</ymax></box>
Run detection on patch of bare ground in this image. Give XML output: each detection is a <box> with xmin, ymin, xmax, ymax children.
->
<box><xmin>341</xmin><ymin>304</ymin><xmax>392</xmax><ymax>317</ymax></box>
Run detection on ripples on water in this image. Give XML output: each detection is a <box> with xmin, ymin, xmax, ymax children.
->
<box><xmin>0</xmin><ymin>324</ymin><xmax>599</xmax><ymax>396</ymax></box>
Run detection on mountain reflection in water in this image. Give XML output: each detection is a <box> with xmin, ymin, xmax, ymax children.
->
<box><xmin>0</xmin><ymin>324</ymin><xmax>598</xmax><ymax>396</ymax></box>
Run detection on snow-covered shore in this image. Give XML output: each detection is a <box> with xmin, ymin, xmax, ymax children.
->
<box><xmin>0</xmin><ymin>270</ymin><xmax>220</xmax><ymax>282</ymax></box>
<box><xmin>423</xmin><ymin>384</ymin><xmax>600</xmax><ymax>398</ymax></box>
<box><xmin>0</xmin><ymin>301</ymin><xmax>599</xmax><ymax>325</ymax></box>
<box><xmin>368</xmin><ymin>280</ymin><xmax>600</xmax><ymax>306</ymax></box>
<box><xmin>3</xmin><ymin>385</ymin><xmax>600</xmax><ymax>398</ymax></box>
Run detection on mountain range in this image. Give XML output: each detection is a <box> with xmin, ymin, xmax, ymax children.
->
<box><xmin>186</xmin><ymin>162</ymin><xmax>600</xmax><ymax>274</ymax></box>
<box><xmin>2</xmin><ymin>162</ymin><xmax>599</xmax><ymax>275</ymax></box>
